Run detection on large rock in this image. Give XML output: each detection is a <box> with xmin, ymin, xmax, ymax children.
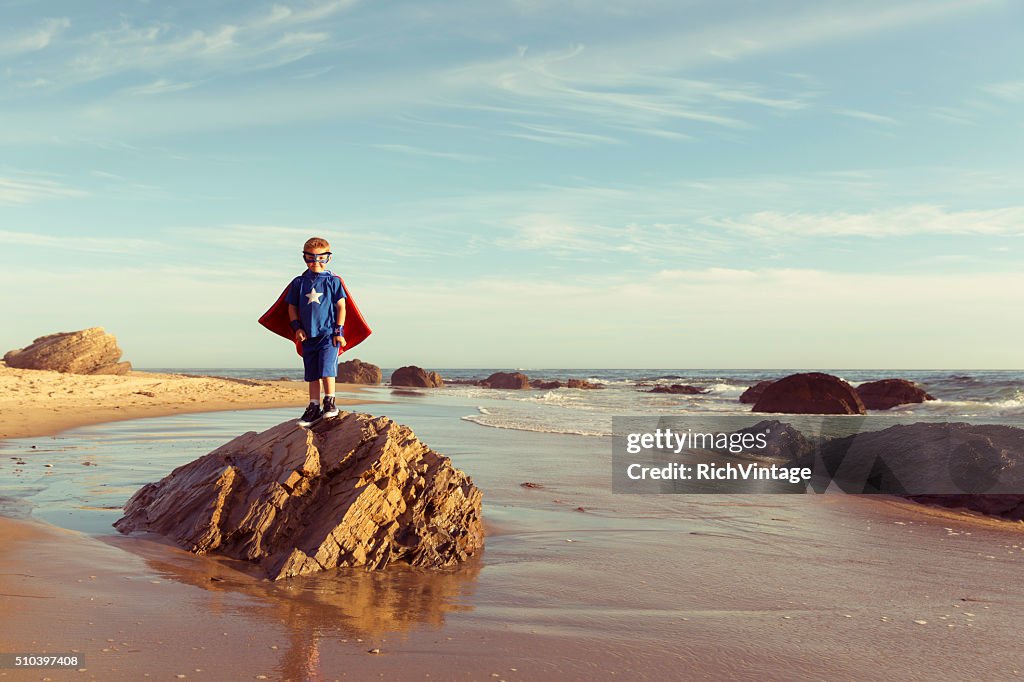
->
<box><xmin>480</xmin><ymin>371</ymin><xmax>529</xmax><ymax>389</ymax></box>
<box><xmin>337</xmin><ymin>359</ymin><xmax>382</xmax><ymax>385</ymax></box>
<box><xmin>752</xmin><ymin>372</ymin><xmax>865</xmax><ymax>415</ymax></box>
<box><xmin>787</xmin><ymin>422</ymin><xmax>1024</xmax><ymax>519</ymax></box>
<box><xmin>114</xmin><ymin>413</ymin><xmax>483</xmax><ymax>580</ymax></box>
<box><xmin>391</xmin><ymin>365</ymin><xmax>443</xmax><ymax>388</ymax></box>
<box><xmin>4</xmin><ymin>327</ymin><xmax>130</xmax><ymax>375</ymax></box>
<box><xmin>856</xmin><ymin>379</ymin><xmax>935</xmax><ymax>410</ymax></box>
<box><xmin>739</xmin><ymin>380</ymin><xmax>774</xmax><ymax>404</ymax></box>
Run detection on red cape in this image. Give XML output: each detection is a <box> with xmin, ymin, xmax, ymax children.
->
<box><xmin>258</xmin><ymin>273</ymin><xmax>371</xmax><ymax>357</ymax></box>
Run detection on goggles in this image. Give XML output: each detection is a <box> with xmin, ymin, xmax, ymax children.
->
<box><xmin>302</xmin><ymin>251</ymin><xmax>332</xmax><ymax>264</ymax></box>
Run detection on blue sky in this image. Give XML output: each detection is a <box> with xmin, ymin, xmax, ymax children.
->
<box><xmin>1</xmin><ymin>0</ymin><xmax>1021</xmax><ymax>369</ymax></box>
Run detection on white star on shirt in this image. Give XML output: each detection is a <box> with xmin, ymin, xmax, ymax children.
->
<box><xmin>306</xmin><ymin>288</ymin><xmax>322</xmax><ymax>304</ymax></box>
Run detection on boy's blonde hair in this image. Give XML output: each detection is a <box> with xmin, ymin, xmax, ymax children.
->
<box><xmin>304</xmin><ymin>236</ymin><xmax>331</xmax><ymax>251</ymax></box>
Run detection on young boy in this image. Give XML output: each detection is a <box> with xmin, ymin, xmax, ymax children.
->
<box><xmin>286</xmin><ymin>237</ymin><xmax>347</xmax><ymax>426</ymax></box>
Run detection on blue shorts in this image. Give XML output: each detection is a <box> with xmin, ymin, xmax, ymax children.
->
<box><xmin>301</xmin><ymin>335</ymin><xmax>339</xmax><ymax>382</ymax></box>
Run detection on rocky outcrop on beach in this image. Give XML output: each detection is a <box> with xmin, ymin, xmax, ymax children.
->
<box><xmin>337</xmin><ymin>359</ymin><xmax>382</xmax><ymax>385</ymax></box>
<box><xmin>391</xmin><ymin>365</ymin><xmax>444</xmax><ymax>388</ymax></box>
<box><xmin>786</xmin><ymin>422</ymin><xmax>1024</xmax><ymax>518</ymax></box>
<box><xmin>481</xmin><ymin>371</ymin><xmax>530</xmax><ymax>389</ymax></box>
<box><xmin>739</xmin><ymin>380</ymin><xmax>774</xmax><ymax>404</ymax></box>
<box><xmin>531</xmin><ymin>380</ymin><xmax>562</xmax><ymax>389</ymax></box>
<box><xmin>855</xmin><ymin>379</ymin><xmax>935</xmax><ymax>410</ymax></box>
<box><xmin>647</xmin><ymin>384</ymin><xmax>708</xmax><ymax>395</ymax></box>
<box><xmin>752</xmin><ymin>372</ymin><xmax>865</xmax><ymax>414</ymax></box>
<box><xmin>4</xmin><ymin>327</ymin><xmax>131</xmax><ymax>375</ymax></box>
<box><xmin>114</xmin><ymin>413</ymin><xmax>483</xmax><ymax>580</ymax></box>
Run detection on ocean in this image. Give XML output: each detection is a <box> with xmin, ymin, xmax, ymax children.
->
<box><xmin>144</xmin><ymin>368</ymin><xmax>1024</xmax><ymax>437</ymax></box>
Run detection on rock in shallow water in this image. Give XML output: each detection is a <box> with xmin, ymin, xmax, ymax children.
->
<box><xmin>114</xmin><ymin>413</ymin><xmax>483</xmax><ymax>580</ymax></box>
<box><xmin>752</xmin><ymin>372</ymin><xmax>865</xmax><ymax>415</ymax></box>
<box><xmin>390</xmin><ymin>365</ymin><xmax>443</xmax><ymax>388</ymax></box>
<box><xmin>739</xmin><ymin>380</ymin><xmax>774</xmax><ymax>404</ymax></box>
<box><xmin>480</xmin><ymin>371</ymin><xmax>529</xmax><ymax>389</ymax></box>
<box><xmin>855</xmin><ymin>378</ymin><xmax>934</xmax><ymax>410</ymax></box>
<box><xmin>337</xmin><ymin>359</ymin><xmax>382</xmax><ymax>385</ymax></box>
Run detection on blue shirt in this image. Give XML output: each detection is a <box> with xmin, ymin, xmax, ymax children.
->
<box><xmin>285</xmin><ymin>270</ymin><xmax>347</xmax><ymax>338</ymax></box>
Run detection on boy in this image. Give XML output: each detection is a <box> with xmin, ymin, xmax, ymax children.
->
<box><xmin>286</xmin><ymin>237</ymin><xmax>347</xmax><ymax>426</ymax></box>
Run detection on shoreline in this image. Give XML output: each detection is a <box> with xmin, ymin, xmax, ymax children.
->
<box><xmin>3</xmin><ymin>371</ymin><xmax>1024</xmax><ymax>678</ymax></box>
<box><xmin>0</xmin><ymin>362</ymin><xmax>382</xmax><ymax>440</ymax></box>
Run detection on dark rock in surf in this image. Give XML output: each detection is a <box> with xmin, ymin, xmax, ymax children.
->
<box><xmin>855</xmin><ymin>379</ymin><xmax>934</xmax><ymax>410</ymax></box>
<box><xmin>752</xmin><ymin>372</ymin><xmax>865</xmax><ymax>415</ymax></box>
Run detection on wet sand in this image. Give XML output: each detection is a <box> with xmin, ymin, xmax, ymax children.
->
<box><xmin>3</xmin><ymin>490</ymin><xmax>1024</xmax><ymax>680</ymax></box>
<box><xmin>2</xmin><ymin>397</ymin><xmax>1024</xmax><ymax>679</ymax></box>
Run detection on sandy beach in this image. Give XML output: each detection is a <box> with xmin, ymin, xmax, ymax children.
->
<box><xmin>0</xmin><ymin>362</ymin><xmax>374</xmax><ymax>440</ymax></box>
<box><xmin>2</xmin><ymin>372</ymin><xmax>1024</xmax><ymax>681</ymax></box>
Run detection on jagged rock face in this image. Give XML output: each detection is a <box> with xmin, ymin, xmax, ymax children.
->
<box><xmin>856</xmin><ymin>379</ymin><xmax>935</xmax><ymax>410</ymax></box>
<box><xmin>390</xmin><ymin>366</ymin><xmax>444</xmax><ymax>388</ymax></box>
<box><xmin>480</xmin><ymin>371</ymin><xmax>529</xmax><ymax>389</ymax></box>
<box><xmin>739</xmin><ymin>380</ymin><xmax>774</xmax><ymax>404</ymax></box>
<box><xmin>4</xmin><ymin>327</ymin><xmax>130</xmax><ymax>375</ymax></box>
<box><xmin>114</xmin><ymin>413</ymin><xmax>483</xmax><ymax>580</ymax></box>
<box><xmin>337</xmin><ymin>359</ymin><xmax>382</xmax><ymax>385</ymax></box>
<box><xmin>752</xmin><ymin>372</ymin><xmax>866</xmax><ymax>415</ymax></box>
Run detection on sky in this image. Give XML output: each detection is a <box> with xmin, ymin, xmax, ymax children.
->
<box><xmin>0</xmin><ymin>0</ymin><xmax>1021</xmax><ymax>369</ymax></box>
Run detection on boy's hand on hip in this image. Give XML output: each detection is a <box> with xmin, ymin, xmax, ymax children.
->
<box><xmin>334</xmin><ymin>335</ymin><xmax>346</xmax><ymax>347</ymax></box>
<box><xmin>295</xmin><ymin>329</ymin><xmax>307</xmax><ymax>342</ymax></box>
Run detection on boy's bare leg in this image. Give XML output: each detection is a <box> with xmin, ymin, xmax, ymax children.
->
<box><xmin>308</xmin><ymin>381</ymin><xmax>320</xmax><ymax>403</ymax></box>
<box><xmin>322</xmin><ymin>376</ymin><xmax>335</xmax><ymax>396</ymax></box>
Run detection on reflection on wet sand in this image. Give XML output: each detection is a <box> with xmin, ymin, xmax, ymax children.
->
<box><xmin>103</xmin><ymin>532</ymin><xmax>482</xmax><ymax>679</ymax></box>
<box><xmin>390</xmin><ymin>389</ymin><xmax>425</xmax><ymax>397</ymax></box>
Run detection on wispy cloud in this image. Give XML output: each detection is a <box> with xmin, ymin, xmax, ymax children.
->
<box><xmin>122</xmin><ymin>78</ymin><xmax>202</xmax><ymax>97</ymax></box>
<box><xmin>981</xmin><ymin>79</ymin><xmax>1024</xmax><ymax>102</ymax></box>
<box><xmin>0</xmin><ymin>174</ymin><xmax>87</xmax><ymax>205</ymax></box>
<box><xmin>0</xmin><ymin>229</ymin><xmax>156</xmax><ymax>253</ymax></box>
<box><xmin>436</xmin><ymin>46</ymin><xmax>778</xmax><ymax>138</ymax></box>
<box><xmin>6</xmin><ymin>1</ymin><xmax>358</xmax><ymax>92</ymax></box>
<box><xmin>705</xmin><ymin>205</ymin><xmax>1024</xmax><ymax>238</ymax></box>
<box><xmin>0</xmin><ymin>0</ymin><xmax>1005</xmax><ymax>142</ymax></box>
<box><xmin>366</xmin><ymin>143</ymin><xmax>486</xmax><ymax>162</ymax></box>
<box><xmin>834</xmin><ymin>108</ymin><xmax>900</xmax><ymax>125</ymax></box>
<box><xmin>0</xmin><ymin>17</ymin><xmax>70</xmax><ymax>56</ymax></box>
<box><xmin>425</xmin><ymin>1</ymin><xmax>993</xmax><ymax>140</ymax></box>
<box><xmin>504</xmin><ymin>122</ymin><xmax>621</xmax><ymax>146</ymax></box>
<box><xmin>927</xmin><ymin>75</ymin><xmax>1022</xmax><ymax>125</ymax></box>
